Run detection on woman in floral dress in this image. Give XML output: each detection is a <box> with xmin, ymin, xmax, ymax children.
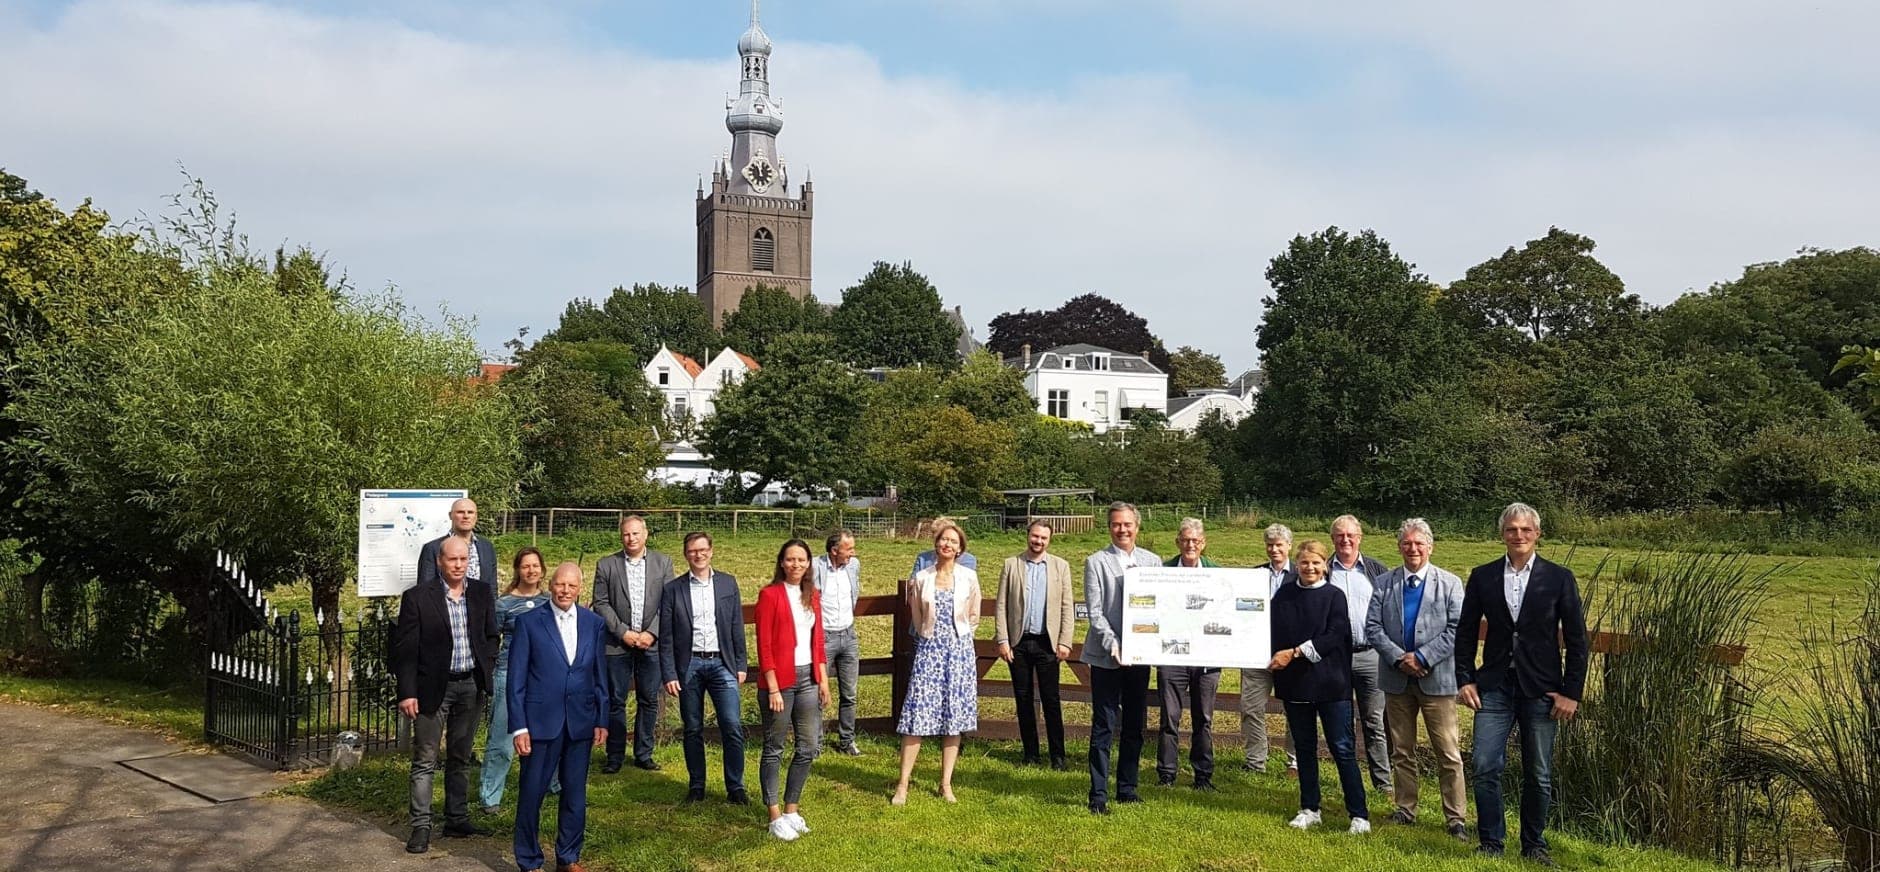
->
<box><xmin>892</xmin><ymin>521</ymin><xmax>981</xmax><ymax>804</ymax></box>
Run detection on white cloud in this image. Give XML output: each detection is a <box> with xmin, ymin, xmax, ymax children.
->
<box><xmin>2</xmin><ymin>0</ymin><xmax>1874</xmax><ymax>376</ymax></box>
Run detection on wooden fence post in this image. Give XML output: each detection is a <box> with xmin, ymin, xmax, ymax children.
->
<box><xmin>890</xmin><ymin>578</ymin><xmax>912</xmax><ymax>727</ymax></box>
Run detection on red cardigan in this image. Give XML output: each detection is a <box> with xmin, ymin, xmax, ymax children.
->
<box><xmin>755</xmin><ymin>583</ymin><xmax>828</xmax><ymax>691</ymax></box>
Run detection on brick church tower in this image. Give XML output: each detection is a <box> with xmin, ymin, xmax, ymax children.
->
<box><xmin>696</xmin><ymin>1</ymin><xmax>813</xmax><ymax>327</ymax></box>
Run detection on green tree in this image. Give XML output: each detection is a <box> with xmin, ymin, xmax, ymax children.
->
<box><xmin>1240</xmin><ymin>227</ymin><xmax>1466</xmax><ymax>497</ymax></box>
<box><xmin>987</xmin><ymin>293</ymin><xmax>1171</xmax><ymax>369</ymax></box>
<box><xmin>719</xmin><ymin>284</ymin><xmax>827</xmax><ymax>362</ymax></box>
<box><xmin>865</xmin><ymin>404</ymin><xmax>1019</xmax><ymax>510</ymax></box>
<box><xmin>504</xmin><ymin>343</ymin><xmax>665</xmax><ymax>507</ymax></box>
<box><xmin>1721</xmin><ymin>421</ymin><xmax>1880</xmax><ymax>518</ymax></box>
<box><xmin>8</xmin><ymin>191</ymin><xmax>520</xmax><ymax>626</ymax></box>
<box><xmin>830</xmin><ymin>261</ymin><xmax>958</xmax><ymax>368</ymax></box>
<box><xmin>1444</xmin><ymin>227</ymin><xmax>1642</xmax><ymax>346</ymax></box>
<box><xmin>545</xmin><ymin>283</ymin><xmax>719</xmax><ymax>364</ymax></box>
<box><xmin>1833</xmin><ymin>344</ymin><xmax>1880</xmax><ymax>421</ymax></box>
<box><xmin>1165</xmin><ymin>345</ymin><xmax>1227</xmax><ymax>395</ymax></box>
<box><xmin>942</xmin><ymin>351</ymin><xmax>1036</xmax><ymax>422</ymax></box>
<box><xmin>1080</xmin><ymin>423</ymin><xmax>1222</xmax><ymax>504</ymax></box>
<box><xmin>698</xmin><ymin>333</ymin><xmax>868</xmax><ymax>501</ymax></box>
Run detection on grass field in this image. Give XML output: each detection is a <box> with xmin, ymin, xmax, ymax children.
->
<box><xmin>96</xmin><ymin>521</ymin><xmax>1880</xmax><ymax>870</ymax></box>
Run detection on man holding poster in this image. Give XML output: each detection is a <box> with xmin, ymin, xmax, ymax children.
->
<box><xmin>1083</xmin><ymin>502</ymin><xmax>1160</xmax><ymax>815</ymax></box>
<box><xmin>1156</xmin><ymin>518</ymin><xmax>1222</xmax><ymax>791</ymax></box>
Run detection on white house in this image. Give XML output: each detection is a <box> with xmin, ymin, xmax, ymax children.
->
<box><xmin>1009</xmin><ymin>343</ymin><xmax>1168</xmax><ymax>434</ymax></box>
<box><xmin>1166</xmin><ymin>390</ymin><xmax>1253</xmax><ymax>432</ymax></box>
<box><xmin>644</xmin><ymin>344</ymin><xmax>761</xmax><ymax>422</ymax></box>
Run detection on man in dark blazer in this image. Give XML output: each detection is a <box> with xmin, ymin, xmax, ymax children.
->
<box><xmin>508</xmin><ymin>561</ymin><xmax>611</xmax><ymax>872</ymax></box>
<box><xmin>395</xmin><ymin>536</ymin><xmax>498</xmax><ymax>854</ymax></box>
<box><xmin>1455</xmin><ymin>502</ymin><xmax>1588</xmax><ymax>866</ymax></box>
<box><xmin>591</xmin><ymin>514</ymin><xmax>674</xmax><ymax>773</ymax></box>
<box><xmin>417</xmin><ymin>498</ymin><xmax>500</xmax><ymax>634</ymax></box>
<box><xmin>659</xmin><ymin>531</ymin><xmax>750</xmax><ymax>804</ymax></box>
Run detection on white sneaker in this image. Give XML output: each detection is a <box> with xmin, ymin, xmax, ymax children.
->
<box><xmin>767</xmin><ymin>817</ymin><xmax>800</xmax><ymax>841</ymax></box>
<box><xmin>1349</xmin><ymin>817</ymin><xmax>1372</xmax><ymax>835</ymax></box>
<box><xmin>1288</xmin><ymin>809</ymin><xmax>1322</xmax><ymax>829</ymax></box>
<box><xmin>784</xmin><ymin>812</ymin><xmax>809</xmax><ymax>834</ymax></box>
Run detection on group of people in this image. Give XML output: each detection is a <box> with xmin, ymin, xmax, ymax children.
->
<box><xmin>390</xmin><ymin>497</ymin><xmax>1588</xmax><ymax>871</ymax></box>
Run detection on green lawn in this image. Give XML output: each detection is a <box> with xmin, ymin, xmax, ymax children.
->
<box><xmin>300</xmin><ymin>732</ymin><xmax>1729</xmax><ymax>872</ymax></box>
<box><xmin>0</xmin><ymin>673</ymin><xmax>203</xmax><ymax>740</ymax></box>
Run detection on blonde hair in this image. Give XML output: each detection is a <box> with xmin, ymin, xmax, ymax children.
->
<box><xmin>1294</xmin><ymin>539</ymin><xmax>1331</xmax><ymax>562</ymax></box>
<box><xmin>932</xmin><ymin>519</ymin><xmax>968</xmax><ymax>554</ymax></box>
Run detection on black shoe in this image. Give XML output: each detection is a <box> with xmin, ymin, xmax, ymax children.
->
<box><xmin>405</xmin><ymin>826</ymin><xmax>430</xmax><ymax>854</ymax></box>
<box><xmin>1088</xmin><ymin>802</ymin><xmax>1110</xmax><ymax>815</ymax></box>
<box><xmin>601</xmin><ymin>760</ymin><xmax>623</xmax><ymax>774</ymax></box>
<box><xmin>1475</xmin><ymin>845</ymin><xmax>1505</xmax><ymax>858</ymax></box>
<box><xmin>1521</xmin><ymin>848</ymin><xmax>1557</xmax><ymax>867</ymax></box>
<box><xmin>1448</xmin><ymin>822</ymin><xmax>1469</xmax><ymax>842</ymax></box>
<box><xmin>441</xmin><ymin>819</ymin><xmax>491</xmax><ymax>838</ymax></box>
<box><xmin>1387</xmin><ymin>808</ymin><xmax>1415</xmax><ymax>825</ymax></box>
<box><xmin>1116</xmin><ymin>793</ymin><xmax>1143</xmax><ymax>804</ymax></box>
<box><xmin>1241</xmin><ymin>761</ymin><xmax>1265</xmax><ymax>773</ymax></box>
<box><xmin>1192</xmin><ymin>778</ymin><xmax>1216</xmax><ymax>792</ymax></box>
<box><xmin>1021</xmin><ymin>754</ymin><xmax>1042</xmax><ymax>766</ymax></box>
<box><xmin>1050</xmin><ymin>757</ymin><xmax>1068</xmax><ymax>771</ymax></box>
<box><xmin>632</xmin><ymin>759</ymin><xmax>661</xmax><ymax>771</ymax></box>
<box><xmin>683</xmin><ymin>787</ymin><xmax>706</xmax><ymax>803</ymax></box>
<box><xmin>727</xmin><ymin>789</ymin><xmax>750</xmax><ymax>805</ymax></box>
<box><xmin>1156</xmin><ymin>774</ymin><xmax>1176</xmax><ymax>787</ymax></box>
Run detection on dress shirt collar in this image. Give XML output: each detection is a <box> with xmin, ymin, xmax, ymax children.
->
<box><xmin>552</xmin><ymin>601</ymin><xmax>577</xmax><ymax>619</ymax></box>
<box><xmin>1296</xmin><ymin>576</ymin><xmax>1328</xmax><ymax>590</ymax></box>
<box><xmin>1332</xmin><ymin>554</ymin><xmax>1363</xmax><ymax>573</ymax></box>
<box><xmin>1505</xmin><ymin>554</ymin><xmax>1535</xmax><ymax>575</ymax></box>
<box><xmin>690</xmin><ymin>569</ymin><xmax>714</xmax><ymax>585</ymax></box>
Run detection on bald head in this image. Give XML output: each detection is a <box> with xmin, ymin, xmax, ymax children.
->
<box><xmin>550</xmin><ymin>561</ymin><xmax>583</xmax><ymax>609</ymax></box>
<box><xmin>449</xmin><ymin>499</ymin><xmax>478</xmax><ymax>535</ymax></box>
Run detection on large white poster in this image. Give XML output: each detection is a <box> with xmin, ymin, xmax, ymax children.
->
<box><xmin>1121</xmin><ymin>566</ymin><xmax>1273</xmax><ymax>668</ymax></box>
<box><xmin>357</xmin><ymin>489</ymin><xmax>467</xmax><ymax>597</ymax></box>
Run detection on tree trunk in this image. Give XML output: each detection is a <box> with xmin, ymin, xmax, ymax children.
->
<box><xmin>1845</xmin><ymin>826</ymin><xmax>1878</xmax><ymax>872</ymax></box>
<box><xmin>311</xmin><ymin>567</ymin><xmax>353</xmax><ymax>723</ymax></box>
<box><xmin>17</xmin><ymin>569</ymin><xmax>52</xmax><ymax>656</ymax></box>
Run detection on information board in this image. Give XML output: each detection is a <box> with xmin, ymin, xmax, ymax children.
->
<box><xmin>357</xmin><ymin>489</ymin><xmax>467</xmax><ymax>597</ymax></box>
<box><xmin>1120</xmin><ymin>566</ymin><xmax>1273</xmax><ymax>668</ymax></box>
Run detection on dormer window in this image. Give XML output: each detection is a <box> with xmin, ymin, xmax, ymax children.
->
<box><xmin>1089</xmin><ymin>353</ymin><xmax>1111</xmax><ymax>372</ymax></box>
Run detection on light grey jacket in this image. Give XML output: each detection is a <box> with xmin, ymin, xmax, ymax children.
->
<box><xmin>1365</xmin><ymin>563</ymin><xmax>1464</xmax><ymax>695</ymax></box>
<box><xmin>592</xmin><ymin>549</ymin><xmax>675</xmax><ymax>656</ymax></box>
<box><xmin>1081</xmin><ymin>544</ymin><xmax>1162</xmax><ymax>670</ymax></box>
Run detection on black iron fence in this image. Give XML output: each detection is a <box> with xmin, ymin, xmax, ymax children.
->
<box><xmin>203</xmin><ymin>553</ymin><xmax>401</xmax><ymax>769</ymax></box>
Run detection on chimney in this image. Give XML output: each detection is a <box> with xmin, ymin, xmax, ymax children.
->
<box><xmin>1021</xmin><ymin>343</ymin><xmax>1032</xmax><ymax>368</ymax></box>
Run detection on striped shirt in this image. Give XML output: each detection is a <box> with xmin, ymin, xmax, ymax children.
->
<box><xmin>445</xmin><ymin>588</ymin><xmax>474</xmax><ymax>673</ymax></box>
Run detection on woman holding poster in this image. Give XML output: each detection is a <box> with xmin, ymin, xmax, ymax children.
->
<box><xmin>1267</xmin><ymin>539</ymin><xmax>1372</xmax><ymax>835</ymax></box>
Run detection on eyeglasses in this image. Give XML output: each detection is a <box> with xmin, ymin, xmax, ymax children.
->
<box><xmin>684</xmin><ymin>547</ymin><xmax>712</xmax><ymax>556</ymax></box>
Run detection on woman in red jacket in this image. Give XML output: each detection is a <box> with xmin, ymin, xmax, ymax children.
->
<box><xmin>755</xmin><ymin>538</ymin><xmax>830</xmax><ymax>841</ymax></box>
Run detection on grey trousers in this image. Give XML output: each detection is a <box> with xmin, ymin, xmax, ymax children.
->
<box><xmin>1239</xmin><ymin>667</ymin><xmax>1296</xmax><ymax>769</ymax></box>
<box><xmin>760</xmin><ymin>664</ymin><xmax>822</xmax><ymax>807</ymax></box>
<box><xmin>1157</xmin><ymin>666</ymin><xmax>1221</xmax><ymax>781</ymax></box>
<box><xmin>823</xmin><ymin>627</ymin><xmax>861</xmax><ymax>748</ymax></box>
<box><xmin>1350</xmin><ymin>648</ymin><xmax>1393</xmax><ymax>789</ymax></box>
<box><xmin>410</xmin><ymin>675</ymin><xmax>483</xmax><ymax>829</ymax></box>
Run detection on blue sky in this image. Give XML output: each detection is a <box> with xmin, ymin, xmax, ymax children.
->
<box><xmin>3</xmin><ymin>1</ymin><xmax>1876</xmax><ymax>374</ymax></box>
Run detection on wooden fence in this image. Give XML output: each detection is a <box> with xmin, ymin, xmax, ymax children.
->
<box><xmin>729</xmin><ymin>590</ymin><xmax>1748</xmax><ymax>745</ymax></box>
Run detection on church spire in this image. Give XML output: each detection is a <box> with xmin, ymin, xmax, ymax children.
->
<box><xmin>724</xmin><ymin>0</ymin><xmax>783</xmax><ymax>196</ymax></box>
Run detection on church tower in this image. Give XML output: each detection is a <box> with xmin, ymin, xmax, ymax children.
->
<box><xmin>696</xmin><ymin>0</ymin><xmax>813</xmax><ymax>327</ymax></box>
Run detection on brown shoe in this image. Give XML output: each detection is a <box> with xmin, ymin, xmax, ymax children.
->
<box><xmin>557</xmin><ymin>864</ymin><xmax>586</xmax><ymax>872</ymax></box>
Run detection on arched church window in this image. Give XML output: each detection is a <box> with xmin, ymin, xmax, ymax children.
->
<box><xmin>751</xmin><ymin>227</ymin><xmax>776</xmax><ymax>272</ymax></box>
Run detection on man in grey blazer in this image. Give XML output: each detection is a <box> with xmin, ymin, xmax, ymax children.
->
<box><xmin>591</xmin><ymin>514</ymin><xmax>674</xmax><ymax>773</ymax></box>
<box><xmin>995</xmin><ymin>521</ymin><xmax>1075</xmax><ymax>769</ymax></box>
<box><xmin>1084</xmin><ymin>502</ymin><xmax>1162</xmax><ymax>815</ymax></box>
<box><xmin>1365</xmin><ymin>517</ymin><xmax>1467</xmax><ymax>841</ymax></box>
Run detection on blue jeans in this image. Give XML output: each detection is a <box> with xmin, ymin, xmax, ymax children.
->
<box><xmin>1472</xmin><ymin>687</ymin><xmax>1558</xmax><ymax>853</ymax></box>
<box><xmin>679</xmin><ymin>656</ymin><xmax>746</xmax><ymax>793</ymax></box>
<box><xmin>480</xmin><ymin>667</ymin><xmax>558</xmax><ymax>808</ymax></box>
<box><xmin>607</xmin><ymin>649</ymin><xmax>664</xmax><ymax>766</ymax></box>
<box><xmin>1087</xmin><ymin>663</ymin><xmax>1150</xmax><ymax>806</ymax></box>
<box><xmin>1282</xmin><ymin>698</ymin><xmax>1369</xmax><ymax>821</ymax></box>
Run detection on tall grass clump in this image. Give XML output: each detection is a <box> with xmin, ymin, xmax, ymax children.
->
<box><xmin>1553</xmin><ymin>552</ymin><xmax>1773</xmax><ymax>861</ymax></box>
<box><xmin>1732</xmin><ymin>575</ymin><xmax>1880</xmax><ymax>872</ymax></box>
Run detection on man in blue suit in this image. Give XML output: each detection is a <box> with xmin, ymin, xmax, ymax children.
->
<box><xmin>660</xmin><ymin>531</ymin><xmax>750</xmax><ymax>804</ymax></box>
<box><xmin>508</xmin><ymin>561</ymin><xmax>611</xmax><ymax>872</ymax></box>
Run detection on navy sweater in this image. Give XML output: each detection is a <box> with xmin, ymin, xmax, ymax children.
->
<box><xmin>1269</xmin><ymin>580</ymin><xmax>1353</xmax><ymax>703</ymax></box>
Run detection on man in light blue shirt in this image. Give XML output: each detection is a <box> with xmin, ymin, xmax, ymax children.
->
<box><xmin>1329</xmin><ymin>514</ymin><xmax>1392</xmax><ymax>791</ymax></box>
<box><xmin>813</xmin><ymin>531</ymin><xmax>864</xmax><ymax>755</ymax></box>
<box><xmin>1083</xmin><ymin>502</ymin><xmax>1162</xmax><ymax>815</ymax></box>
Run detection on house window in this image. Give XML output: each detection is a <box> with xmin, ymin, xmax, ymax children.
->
<box><xmin>672</xmin><ymin>394</ymin><xmax>688</xmax><ymax>415</ymax></box>
<box><xmin>1093</xmin><ymin>390</ymin><xmax>1109</xmax><ymax>422</ymax></box>
<box><xmin>720</xmin><ymin>369</ymin><xmax>734</xmax><ymax>387</ymax></box>
<box><xmin>751</xmin><ymin>227</ymin><xmax>775</xmax><ymax>272</ymax></box>
<box><xmin>1089</xmin><ymin>353</ymin><xmax>1111</xmax><ymax>371</ymax></box>
<box><xmin>657</xmin><ymin>368</ymin><xmax>670</xmax><ymax>386</ymax></box>
<box><xmin>1047</xmin><ymin>389</ymin><xmax>1069</xmax><ymax>419</ymax></box>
